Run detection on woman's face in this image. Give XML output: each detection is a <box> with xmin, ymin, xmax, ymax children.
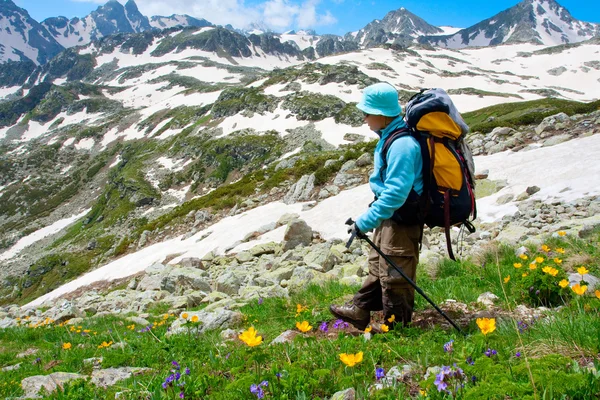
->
<box><xmin>363</xmin><ymin>113</ymin><xmax>387</xmax><ymax>132</ymax></box>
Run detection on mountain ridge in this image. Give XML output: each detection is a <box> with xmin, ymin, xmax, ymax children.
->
<box><xmin>3</xmin><ymin>0</ymin><xmax>599</xmax><ymax>68</ymax></box>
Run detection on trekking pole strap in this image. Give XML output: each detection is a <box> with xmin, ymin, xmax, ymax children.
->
<box><xmin>361</xmin><ymin>233</ymin><xmax>465</xmax><ymax>336</ymax></box>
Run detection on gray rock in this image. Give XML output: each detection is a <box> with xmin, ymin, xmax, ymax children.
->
<box><xmin>496</xmin><ymin>193</ymin><xmax>514</xmax><ymax>205</ymax></box>
<box><xmin>542</xmin><ymin>134</ymin><xmax>572</xmax><ymax>147</ymax></box>
<box><xmin>168</xmin><ymin>309</ymin><xmax>243</xmax><ymax>335</ymax></box>
<box><xmin>162</xmin><ymin>267</ymin><xmax>211</xmax><ymax>294</ymax></box>
<box><xmin>249</xmin><ymin>242</ymin><xmax>280</xmax><ymax>257</ymax></box>
<box><xmin>270</xmin><ymin>330</ymin><xmax>299</xmax><ymax>345</ymax></box>
<box><xmin>215</xmin><ymin>271</ymin><xmax>243</xmax><ymax>295</ymax></box>
<box><xmin>568</xmin><ymin>273</ymin><xmax>599</xmax><ymax>292</ymax></box>
<box><xmin>283</xmin><ymin>174</ymin><xmax>315</xmax><ymax>204</ymax></box>
<box><xmin>282</xmin><ymin>219</ymin><xmax>313</xmax><ymax>251</ymax></box>
<box><xmin>0</xmin><ymin>317</ymin><xmax>17</xmax><ymax>329</ymax></box>
<box><xmin>331</xmin><ymin>388</ymin><xmax>355</xmax><ymax>400</ymax></box>
<box><xmin>355</xmin><ymin>153</ymin><xmax>373</xmax><ymax>167</ymax></box>
<box><xmin>21</xmin><ymin>372</ymin><xmax>86</xmax><ymax>398</ymax></box>
<box><xmin>179</xmin><ymin>258</ymin><xmax>204</xmax><ymax>269</ymax></box>
<box><xmin>91</xmin><ymin>367</ymin><xmax>151</xmax><ymax>388</ymax></box>
<box><xmin>526</xmin><ymin>186</ymin><xmax>541</xmax><ymax>195</ymax></box>
<box><xmin>477</xmin><ymin>292</ymin><xmax>499</xmax><ymax>308</ymax></box>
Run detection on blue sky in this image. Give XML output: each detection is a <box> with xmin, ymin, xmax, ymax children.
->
<box><xmin>14</xmin><ymin>0</ymin><xmax>600</xmax><ymax>35</ymax></box>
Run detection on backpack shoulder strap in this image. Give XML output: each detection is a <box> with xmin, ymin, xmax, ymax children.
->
<box><xmin>380</xmin><ymin>127</ymin><xmax>411</xmax><ymax>180</ymax></box>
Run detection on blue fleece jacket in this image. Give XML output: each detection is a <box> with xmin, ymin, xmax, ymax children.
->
<box><xmin>355</xmin><ymin>116</ymin><xmax>424</xmax><ymax>232</ymax></box>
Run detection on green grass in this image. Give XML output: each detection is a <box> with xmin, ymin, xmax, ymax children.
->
<box><xmin>0</xmin><ymin>230</ymin><xmax>599</xmax><ymax>399</ymax></box>
<box><xmin>462</xmin><ymin>98</ymin><xmax>600</xmax><ymax>133</ymax></box>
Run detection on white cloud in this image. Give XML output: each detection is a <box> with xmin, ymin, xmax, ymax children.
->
<box><xmin>69</xmin><ymin>0</ymin><xmax>337</xmax><ymax>31</ymax></box>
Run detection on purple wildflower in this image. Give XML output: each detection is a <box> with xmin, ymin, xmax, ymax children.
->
<box><xmin>443</xmin><ymin>339</ymin><xmax>454</xmax><ymax>353</ymax></box>
<box><xmin>466</xmin><ymin>356</ymin><xmax>474</xmax><ymax>365</ymax></box>
<box><xmin>333</xmin><ymin>319</ymin><xmax>349</xmax><ymax>329</ymax></box>
<box><xmin>174</xmin><ymin>372</ymin><xmax>181</xmax><ymax>380</ymax></box>
<box><xmin>434</xmin><ymin>365</ymin><xmax>466</xmax><ymax>395</ymax></box>
<box><xmin>250</xmin><ymin>384</ymin><xmax>265</xmax><ymax>399</ymax></box>
<box><xmin>260</xmin><ymin>381</ymin><xmax>268</xmax><ymax>387</ymax></box>
<box><xmin>258</xmin><ymin>297</ymin><xmax>263</xmax><ymax>305</ymax></box>
<box><xmin>185</xmin><ymin>367</ymin><xmax>191</xmax><ymax>375</ymax></box>
<box><xmin>319</xmin><ymin>321</ymin><xmax>328</xmax><ymax>332</ymax></box>
<box><xmin>179</xmin><ymin>392</ymin><xmax>184</xmax><ymax>399</ymax></box>
<box><xmin>515</xmin><ymin>352</ymin><xmax>521</xmax><ymax>358</ymax></box>
<box><xmin>172</xmin><ymin>361</ymin><xmax>180</xmax><ymax>370</ymax></box>
<box><xmin>275</xmin><ymin>372</ymin><xmax>282</xmax><ymax>379</ymax></box>
<box><xmin>471</xmin><ymin>376</ymin><xmax>477</xmax><ymax>383</ymax></box>
<box><xmin>162</xmin><ymin>382</ymin><xmax>168</xmax><ymax>389</ymax></box>
<box><xmin>517</xmin><ymin>321</ymin><xmax>529</xmax><ymax>333</ymax></box>
<box><xmin>484</xmin><ymin>348</ymin><xmax>497</xmax><ymax>357</ymax></box>
<box><xmin>225</xmin><ymin>352</ymin><xmax>231</xmax><ymax>360</ymax></box>
<box><xmin>33</xmin><ymin>357</ymin><xmax>41</xmax><ymax>365</ymax></box>
<box><xmin>375</xmin><ymin>367</ymin><xmax>385</xmax><ymax>380</ymax></box>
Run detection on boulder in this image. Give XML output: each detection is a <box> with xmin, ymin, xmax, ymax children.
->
<box><xmin>91</xmin><ymin>367</ymin><xmax>151</xmax><ymax>388</ymax></box>
<box><xmin>21</xmin><ymin>372</ymin><xmax>86</xmax><ymax>398</ymax></box>
<box><xmin>282</xmin><ymin>219</ymin><xmax>313</xmax><ymax>251</ymax></box>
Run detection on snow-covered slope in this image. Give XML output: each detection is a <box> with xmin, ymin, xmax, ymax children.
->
<box><xmin>22</xmin><ymin>131</ymin><xmax>600</xmax><ymax>307</ymax></box>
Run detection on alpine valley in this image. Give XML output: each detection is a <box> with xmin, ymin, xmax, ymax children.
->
<box><xmin>0</xmin><ymin>0</ymin><xmax>599</xmax><ymax>396</ymax></box>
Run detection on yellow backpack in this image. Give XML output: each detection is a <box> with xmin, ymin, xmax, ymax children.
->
<box><xmin>383</xmin><ymin>88</ymin><xmax>477</xmax><ymax>260</ymax></box>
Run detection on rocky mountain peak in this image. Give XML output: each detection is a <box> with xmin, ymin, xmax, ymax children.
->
<box><xmin>420</xmin><ymin>0</ymin><xmax>600</xmax><ymax>48</ymax></box>
<box><xmin>345</xmin><ymin>6</ymin><xmax>443</xmax><ymax>48</ymax></box>
<box><xmin>0</xmin><ymin>0</ymin><xmax>64</xmax><ymax>64</ymax></box>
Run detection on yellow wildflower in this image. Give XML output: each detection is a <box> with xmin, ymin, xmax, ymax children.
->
<box><xmin>191</xmin><ymin>315</ymin><xmax>199</xmax><ymax>323</ymax></box>
<box><xmin>380</xmin><ymin>324</ymin><xmax>389</xmax><ymax>333</ymax></box>
<box><xmin>595</xmin><ymin>290</ymin><xmax>600</xmax><ymax>299</ymax></box>
<box><xmin>387</xmin><ymin>315</ymin><xmax>396</xmax><ymax>323</ymax></box>
<box><xmin>541</xmin><ymin>245</ymin><xmax>550</xmax><ymax>252</ymax></box>
<box><xmin>163</xmin><ymin>314</ymin><xmax>169</xmax><ymax>320</ymax></box>
<box><xmin>553</xmin><ymin>258</ymin><xmax>562</xmax><ymax>264</ymax></box>
<box><xmin>476</xmin><ymin>318</ymin><xmax>496</xmax><ymax>335</ymax></box>
<box><xmin>62</xmin><ymin>342</ymin><xmax>72</xmax><ymax>350</ymax></box>
<box><xmin>557</xmin><ymin>231</ymin><xmax>566</xmax><ymax>236</ymax></box>
<box><xmin>420</xmin><ymin>389</ymin><xmax>428</xmax><ymax>396</ymax></box>
<box><xmin>296</xmin><ymin>321</ymin><xmax>312</xmax><ymax>333</ymax></box>
<box><xmin>513</xmin><ymin>263</ymin><xmax>522</xmax><ymax>269</ymax></box>
<box><xmin>522</xmin><ymin>273</ymin><xmax>528</xmax><ymax>277</ymax></box>
<box><xmin>339</xmin><ymin>351</ymin><xmax>363</xmax><ymax>367</ymax></box>
<box><xmin>181</xmin><ymin>313</ymin><xmax>189</xmax><ymax>319</ymax></box>
<box><xmin>559</xmin><ymin>279</ymin><xmax>569</xmax><ymax>288</ymax></box>
<box><xmin>556</xmin><ymin>248</ymin><xmax>565</xmax><ymax>254</ymax></box>
<box><xmin>239</xmin><ymin>327</ymin><xmax>263</xmax><ymax>347</ymax></box>
<box><xmin>296</xmin><ymin>304</ymin><xmax>308</xmax><ymax>314</ymax></box>
<box><xmin>577</xmin><ymin>266</ymin><xmax>589</xmax><ymax>275</ymax></box>
<box><xmin>529</xmin><ymin>263</ymin><xmax>537</xmax><ymax>270</ymax></box>
<box><xmin>542</xmin><ymin>266</ymin><xmax>558</xmax><ymax>277</ymax></box>
<box><xmin>535</xmin><ymin>257</ymin><xmax>544</xmax><ymax>263</ymax></box>
<box><xmin>572</xmin><ymin>283</ymin><xmax>587</xmax><ymax>296</ymax></box>
<box><xmin>519</xmin><ymin>254</ymin><xmax>528</xmax><ymax>260</ymax></box>
<box><xmin>504</xmin><ymin>275</ymin><xmax>510</xmax><ymax>283</ymax></box>
<box><xmin>364</xmin><ymin>326</ymin><xmax>372</xmax><ymax>333</ymax></box>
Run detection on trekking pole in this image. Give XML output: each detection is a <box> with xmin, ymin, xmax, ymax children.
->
<box><xmin>345</xmin><ymin>218</ymin><xmax>466</xmax><ymax>336</ymax></box>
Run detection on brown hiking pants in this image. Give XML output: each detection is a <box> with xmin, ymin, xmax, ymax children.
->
<box><xmin>353</xmin><ymin>219</ymin><xmax>422</xmax><ymax>326</ymax></box>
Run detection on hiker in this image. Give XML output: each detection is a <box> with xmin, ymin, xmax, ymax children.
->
<box><xmin>330</xmin><ymin>82</ymin><xmax>424</xmax><ymax>331</ymax></box>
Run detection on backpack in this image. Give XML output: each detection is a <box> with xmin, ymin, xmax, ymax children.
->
<box><xmin>381</xmin><ymin>88</ymin><xmax>477</xmax><ymax>260</ymax></box>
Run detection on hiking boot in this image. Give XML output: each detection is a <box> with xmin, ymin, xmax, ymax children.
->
<box><xmin>329</xmin><ymin>303</ymin><xmax>370</xmax><ymax>331</ymax></box>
